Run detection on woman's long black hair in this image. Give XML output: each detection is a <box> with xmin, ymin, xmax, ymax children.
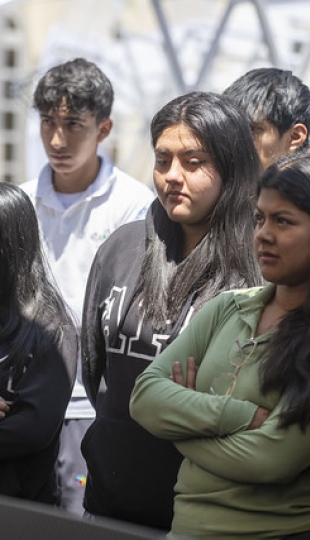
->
<box><xmin>0</xmin><ymin>182</ymin><xmax>75</xmax><ymax>385</ymax></box>
<box><xmin>257</xmin><ymin>151</ymin><xmax>310</xmax><ymax>430</ymax></box>
<box><xmin>136</xmin><ymin>91</ymin><xmax>262</xmax><ymax>330</ymax></box>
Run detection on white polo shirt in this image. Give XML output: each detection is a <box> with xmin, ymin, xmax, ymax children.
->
<box><xmin>21</xmin><ymin>158</ymin><xmax>155</xmax><ymax>418</ymax></box>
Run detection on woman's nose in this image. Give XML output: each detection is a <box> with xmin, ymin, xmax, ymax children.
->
<box><xmin>165</xmin><ymin>159</ymin><xmax>184</xmax><ymax>183</ymax></box>
<box><xmin>255</xmin><ymin>221</ymin><xmax>274</xmax><ymax>243</ymax></box>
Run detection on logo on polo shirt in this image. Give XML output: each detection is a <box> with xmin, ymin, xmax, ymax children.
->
<box><xmin>90</xmin><ymin>231</ymin><xmax>110</xmax><ymax>243</ymax></box>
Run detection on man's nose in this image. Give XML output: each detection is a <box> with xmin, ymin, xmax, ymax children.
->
<box><xmin>50</xmin><ymin>128</ymin><xmax>67</xmax><ymax>149</ymax></box>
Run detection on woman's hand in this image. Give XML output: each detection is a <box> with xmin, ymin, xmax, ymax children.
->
<box><xmin>169</xmin><ymin>356</ymin><xmax>198</xmax><ymax>389</ymax></box>
<box><xmin>169</xmin><ymin>359</ymin><xmax>270</xmax><ymax>430</ymax></box>
<box><xmin>247</xmin><ymin>406</ymin><xmax>270</xmax><ymax>430</ymax></box>
<box><xmin>0</xmin><ymin>399</ymin><xmax>10</xmax><ymax>419</ymax></box>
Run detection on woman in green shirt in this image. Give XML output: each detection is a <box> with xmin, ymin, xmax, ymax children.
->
<box><xmin>130</xmin><ymin>150</ymin><xmax>310</xmax><ymax>539</ymax></box>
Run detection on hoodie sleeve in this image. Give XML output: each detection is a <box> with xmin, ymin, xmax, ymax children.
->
<box><xmin>0</xmin><ymin>324</ymin><xmax>77</xmax><ymax>458</ymax></box>
<box><xmin>81</xmin><ymin>243</ymin><xmax>109</xmax><ymax>408</ymax></box>
<box><xmin>81</xmin><ymin>220</ymin><xmax>146</xmax><ymax>407</ymax></box>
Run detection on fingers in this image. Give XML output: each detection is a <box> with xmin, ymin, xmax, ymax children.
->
<box><xmin>0</xmin><ymin>399</ymin><xmax>10</xmax><ymax>419</ymax></box>
<box><xmin>247</xmin><ymin>406</ymin><xmax>270</xmax><ymax>430</ymax></box>
<box><xmin>171</xmin><ymin>362</ymin><xmax>184</xmax><ymax>385</ymax></box>
<box><xmin>170</xmin><ymin>357</ymin><xmax>197</xmax><ymax>388</ymax></box>
<box><xmin>186</xmin><ymin>356</ymin><xmax>197</xmax><ymax>389</ymax></box>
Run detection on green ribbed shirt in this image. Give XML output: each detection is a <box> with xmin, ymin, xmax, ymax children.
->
<box><xmin>130</xmin><ymin>284</ymin><xmax>310</xmax><ymax>538</ymax></box>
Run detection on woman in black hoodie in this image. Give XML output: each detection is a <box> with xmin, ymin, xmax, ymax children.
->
<box><xmin>0</xmin><ymin>183</ymin><xmax>77</xmax><ymax>504</ymax></box>
<box><xmin>81</xmin><ymin>91</ymin><xmax>262</xmax><ymax>530</ymax></box>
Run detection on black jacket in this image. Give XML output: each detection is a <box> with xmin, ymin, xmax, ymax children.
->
<box><xmin>81</xmin><ymin>205</ymin><xmax>199</xmax><ymax>530</ymax></box>
<box><xmin>0</xmin><ymin>326</ymin><xmax>77</xmax><ymax>503</ymax></box>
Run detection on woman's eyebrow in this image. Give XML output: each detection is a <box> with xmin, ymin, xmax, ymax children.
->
<box><xmin>155</xmin><ymin>147</ymin><xmax>207</xmax><ymax>154</ymax></box>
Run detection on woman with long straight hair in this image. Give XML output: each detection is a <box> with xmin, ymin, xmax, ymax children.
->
<box><xmin>0</xmin><ymin>182</ymin><xmax>77</xmax><ymax>504</ymax></box>
<box><xmin>81</xmin><ymin>91</ymin><xmax>262</xmax><ymax>530</ymax></box>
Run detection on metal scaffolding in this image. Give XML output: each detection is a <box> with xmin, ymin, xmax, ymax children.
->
<box><xmin>1</xmin><ymin>0</ymin><xmax>310</xmax><ymax>183</ymax></box>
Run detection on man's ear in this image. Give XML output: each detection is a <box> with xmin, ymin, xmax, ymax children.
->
<box><xmin>97</xmin><ymin>118</ymin><xmax>113</xmax><ymax>142</ymax></box>
<box><xmin>288</xmin><ymin>123</ymin><xmax>308</xmax><ymax>152</ymax></box>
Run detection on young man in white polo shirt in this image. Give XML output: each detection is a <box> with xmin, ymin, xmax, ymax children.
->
<box><xmin>21</xmin><ymin>57</ymin><xmax>154</xmax><ymax>515</ymax></box>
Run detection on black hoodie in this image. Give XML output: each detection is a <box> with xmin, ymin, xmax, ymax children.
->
<box><xmin>81</xmin><ymin>201</ymin><xmax>198</xmax><ymax>530</ymax></box>
<box><xmin>0</xmin><ymin>325</ymin><xmax>77</xmax><ymax>503</ymax></box>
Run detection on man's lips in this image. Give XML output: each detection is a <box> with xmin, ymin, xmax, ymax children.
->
<box><xmin>50</xmin><ymin>153</ymin><xmax>71</xmax><ymax>160</ymax></box>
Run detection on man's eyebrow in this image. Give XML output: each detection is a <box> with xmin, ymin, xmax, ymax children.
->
<box><xmin>39</xmin><ymin>111</ymin><xmax>84</xmax><ymax>120</ymax></box>
<box><xmin>64</xmin><ymin>114</ymin><xmax>85</xmax><ymax>121</ymax></box>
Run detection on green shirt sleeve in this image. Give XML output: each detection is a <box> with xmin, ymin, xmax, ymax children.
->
<box><xmin>175</xmin><ymin>403</ymin><xmax>310</xmax><ymax>483</ymax></box>
<box><xmin>130</xmin><ymin>294</ymin><xmax>258</xmax><ymax>440</ymax></box>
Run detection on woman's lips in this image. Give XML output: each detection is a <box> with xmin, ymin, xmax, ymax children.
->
<box><xmin>258</xmin><ymin>251</ymin><xmax>279</xmax><ymax>263</ymax></box>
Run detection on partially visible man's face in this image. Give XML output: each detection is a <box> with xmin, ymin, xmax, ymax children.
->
<box><xmin>250</xmin><ymin>120</ymin><xmax>293</xmax><ymax>171</ymax></box>
<box><xmin>39</xmin><ymin>97</ymin><xmax>109</xmax><ymax>184</ymax></box>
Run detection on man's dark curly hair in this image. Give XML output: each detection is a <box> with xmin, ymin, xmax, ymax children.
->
<box><xmin>33</xmin><ymin>57</ymin><xmax>114</xmax><ymax>124</ymax></box>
